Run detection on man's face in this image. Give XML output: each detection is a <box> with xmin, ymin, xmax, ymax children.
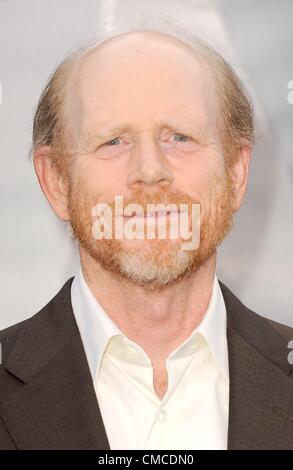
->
<box><xmin>63</xmin><ymin>32</ymin><xmax>235</xmax><ymax>288</ymax></box>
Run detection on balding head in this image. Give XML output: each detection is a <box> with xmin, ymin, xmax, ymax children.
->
<box><xmin>65</xmin><ymin>31</ymin><xmax>219</xmax><ymax>162</ymax></box>
<box><xmin>32</xmin><ymin>28</ymin><xmax>254</xmax><ymax>174</ymax></box>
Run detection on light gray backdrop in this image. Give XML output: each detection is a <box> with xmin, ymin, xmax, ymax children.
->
<box><xmin>0</xmin><ymin>0</ymin><xmax>292</xmax><ymax>329</ymax></box>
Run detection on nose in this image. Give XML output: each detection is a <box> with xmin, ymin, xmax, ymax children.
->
<box><xmin>126</xmin><ymin>134</ymin><xmax>174</xmax><ymax>190</ymax></box>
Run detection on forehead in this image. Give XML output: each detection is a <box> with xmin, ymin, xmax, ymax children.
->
<box><xmin>65</xmin><ymin>31</ymin><xmax>219</xmax><ymax>141</ymax></box>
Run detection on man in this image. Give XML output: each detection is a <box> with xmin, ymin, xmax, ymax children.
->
<box><xmin>0</xmin><ymin>27</ymin><xmax>292</xmax><ymax>450</ymax></box>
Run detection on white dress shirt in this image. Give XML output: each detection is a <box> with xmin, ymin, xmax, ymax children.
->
<box><xmin>71</xmin><ymin>267</ymin><xmax>229</xmax><ymax>450</ymax></box>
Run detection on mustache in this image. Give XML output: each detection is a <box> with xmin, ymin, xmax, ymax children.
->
<box><xmin>105</xmin><ymin>188</ymin><xmax>199</xmax><ymax>212</ymax></box>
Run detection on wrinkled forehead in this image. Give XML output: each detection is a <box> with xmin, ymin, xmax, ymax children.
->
<box><xmin>64</xmin><ymin>31</ymin><xmax>219</xmax><ymax>145</ymax></box>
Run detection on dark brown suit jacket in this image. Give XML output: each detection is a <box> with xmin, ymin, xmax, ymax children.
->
<box><xmin>0</xmin><ymin>278</ymin><xmax>293</xmax><ymax>449</ymax></box>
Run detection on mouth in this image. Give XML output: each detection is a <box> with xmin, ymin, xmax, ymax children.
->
<box><xmin>122</xmin><ymin>210</ymin><xmax>186</xmax><ymax>220</ymax></box>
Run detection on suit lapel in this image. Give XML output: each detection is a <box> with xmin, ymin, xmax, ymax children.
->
<box><xmin>220</xmin><ymin>282</ymin><xmax>293</xmax><ymax>450</ymax></box>
<box><xmin>0</xmin><ymin>278</ymin><xmax>110</xmax><ymax>450</ymax></box>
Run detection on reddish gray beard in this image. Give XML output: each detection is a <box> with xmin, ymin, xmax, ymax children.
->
<box><xmin>67</xmin><ymin>177</ymin><xmax>235</xmax><ymax>289</ymax></box>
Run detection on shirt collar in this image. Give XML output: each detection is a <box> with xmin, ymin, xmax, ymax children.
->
<box><xmin>71</xmin><ymin>266</ymin><xmax>229</xmax><ymax>381</ymax></box>
<box><xmin>171</xmin><ymin>275</ymin><xmax>229</xmax><ymax>380</ymax></box>
<box><xmin>71</xmin><ymin>266</ymin><xmax>124</xmax><ymax>380</ymax></box>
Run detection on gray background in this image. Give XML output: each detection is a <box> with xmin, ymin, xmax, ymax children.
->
<box><xmin>0</xmin><ymin>0</ymin><xmax>292</xmax><ymax>329</ymax></box>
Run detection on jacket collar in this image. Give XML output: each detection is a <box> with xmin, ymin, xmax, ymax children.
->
<box><xmin>1</xmin><ymin>277</ymin><xmax>293</xmax><ymax>449</ymax></box>
<box><xmin>219</xmin><ymin>280</ymin><xmax>293</xmax><ymax>376</ymax></box>
<box><xmin>219</xmin><ymin>281</ymin><xmax>293</xmax><ymax>449</ymax></box>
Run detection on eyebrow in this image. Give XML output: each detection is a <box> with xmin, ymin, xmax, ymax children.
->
<box><xmin>98</xmin><ymin>124</ymin><xmax>132</xmax><ymax>138</ymax></box>
<box><xmin>83</xmin><ymin>124</ymin><xmax>131</xmax><ymax>144</ymax></box>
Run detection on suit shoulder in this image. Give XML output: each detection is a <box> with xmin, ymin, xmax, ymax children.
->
<box><xmin>0</xmin><ymin>313</ymin><xmax>36</xmax><ymax>343</ymax></box>
<box><xmin>0</xmin><ymin>277</ymin><xmax>75</xmax><ymax>344</ymax></box>
<box><xmin>219</xmin><ymin>280</ymin><xmax>293</xmax><ymax>373</ymax></box>
<box><xmin>265</xmin><ymin>315</ymin><xmax>293</xmax><ymax>341</ymax></box>
<box><xmin>219</xmin><ymin>279</ymin><xmax>293</xmax><ymax>334</ymax></box>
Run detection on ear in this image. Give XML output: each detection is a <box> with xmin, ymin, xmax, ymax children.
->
<box><xmin>33</xmin><ymin>146</ymin><xmax>70</xmax><ymax>221</ymax></box>
<box><xmin>229</xmin><ymin>144</ymin><xmax>252</xmax><ymax>212</ymax></box>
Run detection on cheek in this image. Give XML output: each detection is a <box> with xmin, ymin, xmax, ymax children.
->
<box><xmin>177</xmin><ymin>155</ymin><xmax>226</xmax><ymax>202</ymax></box>
<box><xmin>69</xmin><ymin>155</ymin><xmax>127</xmax><ymax>205</ymax></box>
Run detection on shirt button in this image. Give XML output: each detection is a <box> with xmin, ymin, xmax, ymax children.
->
<box><xmin>127</xmin><ymin>347</ymin><xmax>135</xmax><ymax>357</ymax></box>
<box><xmin>158</xmin><ymin>410</ymin><xmax>168</xmax><ymax>423</ymax></box>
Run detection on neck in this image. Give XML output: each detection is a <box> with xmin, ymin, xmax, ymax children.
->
<box><xmin>79</xmin><ymin>247</ymin><xmax>217</xmax><ymax>364</ymax></box>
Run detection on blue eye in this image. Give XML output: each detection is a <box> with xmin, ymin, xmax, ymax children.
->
<box><xmin>173</xmin><ymin>134</ymin><xmax>189</xmax><ymax>142</ymax></box>
<box><xmin>105</xmin><ymin>137</ymin><xmax>120</xmax><ymax>145</ymax></box>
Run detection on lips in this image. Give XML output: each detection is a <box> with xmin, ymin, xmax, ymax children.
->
<box><xmin>123</xmin><ymin>210</ymin><xmax>186</xmax><ymax>219</ymax></box>
<box><xmin>123</xmin><ymin>211</ymin><xmax>188</xmax><ymax>220</ymax></box>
